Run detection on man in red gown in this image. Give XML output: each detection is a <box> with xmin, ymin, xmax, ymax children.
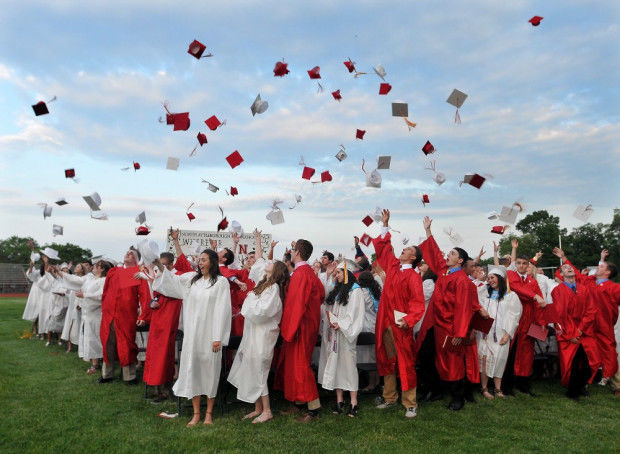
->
<box><xmin>372</xmin><ymin>209</ymin><xmax>426</xmax><ymax>418</ymax></box>
<box><xmin>550</xmin><ymin>264</ymin><xmax>600</xmax><ymax>399</ymax></box>
<box><xmin>503</xmin><ymin>242</ymin><xmax>547</xmax><ymax>396</ymax></box>
<box><xmin>416</xmin><ymin>216</ymin><xmax>481</xmax><ymax>411</ymax></box>
<box><xmin>142</xmin><ymin>229</ymin><xmax>195</xmax><ymax>399</ymax></box>
<box><xmin>554</xmin><ymin>248</ymin><xmax>619</xmax><ymax>391</ymax></box>
<box><xmin>99</xmin><ymin>247</ymin><xmax>151</xmax><ymax>384</ymax></box>
<box><xmin>277</xmin><ymin>239</ymin><xmax>325</xmax><ymax>422</ymax></box>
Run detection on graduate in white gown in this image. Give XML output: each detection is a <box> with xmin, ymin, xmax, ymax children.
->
<box><xmin>318</xmin><ymin>260</ymin><xmax>365</xmax><ymax>418</ymax></box>
<box><xmin>38</xmin><ymin>265</ymin><xmax>69</xmax><ymax>345</ymax></box>
<box><xmin>22</xmin><ymin>261</ymin><xmax>44</xmax><ymax>333</ymax></box>
<box><xmin>151</xmin><ymin>248</ymin><xmax>231</xmax><ymax>427</ymax></box>
<box><xmin>228</xmin><ymin>229</ymin><xmax>290</xmax><ymax>424</ymax></box>
<box><xmin>60</xmin><ymin>264</ymin><xmax>86</xmax><ymax>353</ymax></box>
<box><xmin>477</xmin><ymin>266</ymin><xmax>522</xmax><ymax>399</ymax></box>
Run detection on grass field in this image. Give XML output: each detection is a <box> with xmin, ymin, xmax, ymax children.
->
<box><xmin>1</xmin><ymin>297</ymin><xmax>618</xmax><ymax>453</ymax></box>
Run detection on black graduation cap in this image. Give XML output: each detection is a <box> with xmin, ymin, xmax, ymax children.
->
<box><xmin>32</xmin><ymin>101</ymin><xmax>49</xmax><ymax>116</ymax></box>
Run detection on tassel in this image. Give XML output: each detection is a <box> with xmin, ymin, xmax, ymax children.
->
<box><xmin>454</xmin><ymin>108</ymin><xmax>461</xmax><ymax>124</ymax></box>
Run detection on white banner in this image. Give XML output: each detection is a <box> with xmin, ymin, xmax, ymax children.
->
<box><xmin>165</xmin><ymin>228</ymin><xmax>272</xmax><ymax>264</ymax></box>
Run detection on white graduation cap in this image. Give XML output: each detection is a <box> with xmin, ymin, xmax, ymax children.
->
<box><xmin>137</xmin><ymin>239</ymin><xmax>159</xmax><ymax>265</ymax></box>
<box><xmin>166</xmin><ymin>157</ymin><xmax>180</xmax><ymax>171</ymax></box>
<box><xmin>446</xmin><ymin>88</ymin><xmax>468</xmax><ymax>123</ymax></box>
<box><xmin>573</xmin><ymin>204</ymin><xmax>594</xmax><ymax>223</ymax></box>
<box><xmin>425</xmin><ymin>160</ymin><xmax>446</xmax><ymax>185</ymax></box>
<box><xmin>443</xmin><ymin>226</ymin><xmax>464</xmax><ymax>245</ymax></box>
<box><xmin>377</xmin><ymin>156</ymin><xmax>391</xmax><ymax>170</ymax></box>
<box><xmin>298</xmin><ymin>155</ymin><xmax>306</xmax><ymax>166</ymax></box>
<box><xmin>498</xmin><ymin>205</ymin><xmax>519</xmax><ymax>225</ymax></box>
<box><xmin>201</xmin><ymin>179</ymin><xmax>219</xmax><ymax>192</ymax></box>
<box><xmin>266</xmin><ymin>208</ymin><xmax>284</xmax><ymax>225</ymax></box>
<box><xmin>335</xmin><ymin>145</ymin><xmax>347</xmax><ymax>162</ymax></box>
<box><xmin>373</xmin><ymin>64</ymin><xmax>386</xmax><ymax>80</ymax></box>
<box><xmin>40</xmin><ymin>247</ymin><xmax>60</xmax><ymax>260</ymax></box>
<box><xmin>487</xmin><ymin>211</ymin><xmax>499</xmax><ymax>220</ymax></box>
<box><xmin>289</xmin><ymin>194</ymin><xmax>302</xmax><ymax>209</ymax></box>
<box><xmin>30</xmin><ymin>252</ymin><xmax>41</xmax><ymax>262</ymax></box>
<box><xmin>39</xmin><ymin>203</ymin><xmax>52</xmax><ymax>219</ymax></box>
<box><xmin>366</xmin><ymin>169</ymin><xmax>381</xmax><ymax>188</ymax></box>
<box><xmin>250</xmin><ymin>94</ymin><xmax>269</xmax><ymax>116</ymax></box>
<box><xmin>52</xmin><ymin>224</ymin><xmax>63</xmax><ymax>236</ymax></box>
<box><xmin>83</xmin><ymin>192</ymin><xmax>102</xmax><ymax>211</ymax></box>
<box><xmin>230</xmin><ymin>220</ymin><xmax>243</xmax><ymax>234</ymax></box>
<box><xmin>371</xmin><ymin>206</ymin><xmax>383</xmax><ymax>223</ymax></box>
<box><xmin>135</xmin><ymin>211</ymin><xmax>146</xmax><ymax>224</ymax></box>
<box><xmin>55</xmin><ymin>198</ymin><xmax>68</xmax><ymax>206</ymax></box>
<box><xmin>91</xmin><ymin>211</ymin><xmax>108</xmax><ymax>221</ymax></box>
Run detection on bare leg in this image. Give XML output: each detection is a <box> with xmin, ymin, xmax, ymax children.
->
<box><xmin>494</xmin><ymin>378</ymin><xmax>505</xmax><ymax>397</ymax></box>
<box><xmin>336</xmin><ymin>388</ymin><xmax>343</xmax><ymax>403</ymax></box>
<box><xmin>243</xmin><ymin>399</ymin><xmax>262</xmax><ymax>420</ymax></box>
<box><xmin>253</xmin><ymin>395</ymin><xmax>273</xmax><ymax>423</ymax></box>
<box><xmin>481</xmin><ymin>357</ymin><xmax>493</xmax><ymax>399</ymax></box>
<box><xmin>350</xmin><ymin>390</ymin><xmax>358</xmax><ymax>407</ymax></box>
<box><xmin>46</xmin><ymin>332</ymin><xmax>51</xmax><ymax>346</ymax></box>
<box><xmin>203</xmin><ymin>398</ymin><xmax>215</xmax><ymax>425</ymax></box>
<box><xmin>187</xmin><ymin>396</ymin><xmax>201</xmax><ymax>427</ymax></box>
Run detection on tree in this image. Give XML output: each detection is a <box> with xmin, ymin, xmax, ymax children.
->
<box><xmin>42</xmin><ymin>242</ymin><xmax>93</xmax><ymax>264</ymax></box>
<box><xmin>0</xmin><ymin>236</ymin><xmax>39</xmax><ymax>263</ymax></box>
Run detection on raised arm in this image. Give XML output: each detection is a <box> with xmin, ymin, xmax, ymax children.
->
<box><xmin>510</xmin><ymin>238</ymin><xmax>518</xmax><ymax>265</ymax></box>
<box><xmin>418</xmin><ymin>216</ymin><xmax>447</xmax><ymax>276</ymax></box>
<box><xmin>493</xmin><ymin>241</ymin><xmax>500</xmax><ymax>266</ymax></box>
<box><xmin>169</xmin><ymin>228</ymin><xmax>184</xmax><ymax>258</ymax></box>
<box><xmin>267</xmin><ymin>240</ymin><xmax>277</xmax><ymax>261</ymax></box>
<box><xmin>371</xmin><ymin>209</ymin><xmax>400</xmax><ymax>275</ymax></box>
<box><xmin>253</xmin><ymin>229</ymin><xmax>263</xmax><ymax>260</ymax></box>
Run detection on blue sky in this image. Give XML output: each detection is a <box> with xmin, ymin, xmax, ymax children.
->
<box><xmin>1</xmin><ymin>0</ymin><xmax>618</xmax><ymax>261</ymax></box>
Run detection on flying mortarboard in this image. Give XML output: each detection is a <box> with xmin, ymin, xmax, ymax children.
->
<box><xmin>491</xmin><ymin>225</ymin><xmax>510</xmax><ymax>235</ymax></box>
<box><xmin>273</xmin><ymin>60</ymin><xmax>290</xmax><ymax>77</ymax></box>
<box><xmin>422</xmin><ymin>194</ymin><xmax>430</xmax><ymax>206</ymax></box>
<box><xmin>362</xmin><ymin>160</ymin><xmax>382</xmax><ymax>188</ymax></box>
<box><xmin>136</xmin><ymin>225</ymin><xmax>151</xmax><ymax>236</ymax></box>
<box><xmin>362</xmin><ymin>215</ymin><xmax>374</xmax><ymax>227</ymax></box>
<box><xmin>320</xmin><ymin>171</ymin><xmax>332</xmax><ymax>183</ymax></box>
<box><xmin>197</xmin><ymin>132</ymin><xmax>208</xmax><ymax>145</ymax></box>
<box><xmin>166</xmin><ymin>157</ymin><xmax>180</xmax><ymax>170</ymax></box>
<box><xmin>226</xmin><ymin>150</ymin><xmax>244</xmax><ymax>169</ymax></box>
<box><xmin>230</xmin><ymin>186</ymin><xmax>238</xmax><ymax>196</ymax></box>
<box><xmin>251</xmin><ymin>94</ymin><xmax>269</xmax><ymax>116</ymax></box>
<box><xmin>135</xmin><ymin>211</ymin><xmax>146</xmax><ymax>224</ymax></box>
<box><xmin>573</xmin><ymin>204</ymin><xmax>593</xmax><ymax>223</ymax></box>
<box><xmin>83</xmin><ymin>192</ymin><xmax>102</xmax><ymax>211</ymax></box>
<box><xmin>379</xmin><ymin>83</ymin><xmax>392</xmax><ymax>95</ymax></box>
<box><xmin>266</xmin><ymin>207</ymin><xmax>285</xmax><ymax>225</ymax></box>
<box><xmin>39</xmin><ymin>203</ymin><xmax>52</xmax><ymax>219</ymax></box>
<box><xmin>289</xmin><ymin>194</ymin><xmax>302</xmax><ymax>209</ymax></box>
<box><xmin>422</xmin><ymin>141</ymin><xmax>435</xmax><ymax>155</ymax></box>
<box><xmin>460</xmin><ymin>173</ymin><xmax>486</xmax><ymax>189</ymax></box>
<box><xmin>32</xmin><ymin>96</ymin><xmax>56</xmax><ymax>116</ymax></box>
<box><xmin>391</xmin><ymin>102</ymin><xmax>408</xmax><ymax>117</ymax></box>
<box><xmin>377</xmin><ymin>156</ymin><xmax>391</xmax><ymax>170</ymax></box>
<box><xmin>307</xmin><ymin>66</ymin><xmax>321</xmax><ymax>79</ymax></box>
<box><xmin>529</xmin><ymin>16</ymin><xmax>543</xmax><ymax>26</ymax></box>
<box><xmin>187</xmin><ymin>39</ymin><xmax>212</xmax><ymax>59</ymax></box>
<box><xmin>302</xmin><ymin>166</ymin><xmax>315</xmax><ymax>180</ymax></box>
<box><xmin>443</xmin><ymin>226</ymin><xmax>464</xmax><ymax>245</ymax></box>
<box><xmin>373</xmin><ymin>65</ymin><xmax>386</xmax><ymax>80</ymax></box>
<box><xmin>55</xmin><ymin>198</ymin><xmax>68</xmax><ymax>206</ymax></box>
<box><xmin>201</xmin><ymin>179</ymin><xmax>219</xmax><ymax>192</ymax></box>
<box><xmin>498</xmin><ymin>205</ymin><xmax>519</xmax><ymax>224</ymax></box>
<box><xmin>344</xmin><ymin>59</ymin><xmax>355</xmax><ymax>73</ymax></box>
<box><xmin>425</xmin><ymin>160</ymin><xmax>446</xmax><ymax>185</ymax></box>
<box><xmin>446</xmin><ymin>89</ymin><xmax>468</xmax><ymax>124</ymax></box>
<box><xmin>91</xmin><ymin>211</ymin><xmax>108</xmax><ymax>221</ymax></box>
<box><xmin>186</xmin><ymin>202</ymin><xmax>196</xmax><ymax>221</ymax></box>
<box><xmin>52</xmin><ymin>225</ymin><xmax>63</xmax><ymax>236</ymax></box>
<box><xmin>65</xmin><ymin>168</ymin><xmax>76</xmax><ymax>179</ymax></box>
<box><xmin>331</xmin><ymin>90</ymin><xmax>342</xmax><ymax>101</ymax></box>
<box><xmin>356</xmin><ymin>129</ymin><xmax>366</xmax><ymax>140</ymax></box>
<box><xmin>359</xmin><ymin>233</ymin><xmax>372</xmax><ymax>246</ymax></box>
<box><xmin>217</xmin><ymin>206</ymin><xmax>228</xmax><ymax>231</ymax></box>
<box><xmin>335</xmin><ymin>147</ymin><xmax>347</xmax><ymax>162</ymax></box>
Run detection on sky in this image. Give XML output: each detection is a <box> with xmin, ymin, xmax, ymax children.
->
<box><xmin>0</xmin><ymin>0</ymin><xmax>618</xmax><ymax>262</ymax></box>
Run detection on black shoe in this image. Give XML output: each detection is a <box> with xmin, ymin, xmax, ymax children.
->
<box><xmin>448</xmin><ymin>398</ymin><xmax>465</xmax><ymax>411</ymax></box>
<box><xmin>421</xmin><ymin>391</ymin><xmax>443</xmax><ymax>403</ymax></box>
<box><xmin>566</xmin><ymin>391</ymin><xmax>580</xmax><ymax>401</ymax></box>
<box><xmin>97</xmin><ymin>377</ymin><xmax>114</xmax><ymax>384</ymax></box>
<box><xmin>332</xmin><ymin>401</ymin><xmax>345</xmax><ymax>415</ymax></box>
<box><xmin>347</xmin><ymin>405</ymin><xmax>358</xmax><ymax>418</ymax></box>
<box><xmin>124</xmin><ymin>378</ymin><xmax>138</xmax><ymax>385</ymax></box>
<box><xmin>464</xmin><ymin>390</ymin><xmax>476</xmax><ymax>403</ymax></box>
<box><xmin>580</xmin><ymin>387</ymin><xmax>590</xmax><ymax>397</ymax></box>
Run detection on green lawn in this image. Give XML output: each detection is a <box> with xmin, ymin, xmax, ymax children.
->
<box><xmin>1</xmin><ymin>297</ymin><xmax>618</xmax><ymax>453</ymax></box>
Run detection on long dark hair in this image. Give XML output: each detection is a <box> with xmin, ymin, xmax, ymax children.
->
<box><xmin>39</xmin><ymin>263</ymin><xmax>45</xmax><ymax>277</ymax></box>
<box><xmin>422</xmin><ymin>267</ymin><xmax>438</xmax><ymax>283</ymax></box>
<box><xmin>357</xmin><ymin>271</ymin><xmax>381</xmax><ymax>301</ymax></box>
<box><xmin>487</xmin><ymin>273</ymin><xmax>507</xmax><ymax>301</ymax></box>
<box><xmin>96</xmin><ymin>260</ymin><xmax>113</xmax><ymax>277</ymax></box>
<box><xmin>190</xmin><ymin>249</ymin><xmax>220</xmax><ymax>286</ymax></box>
<box><xmin>253</xmin><ymin>260</ymin><xmax>290</xmax><ymax>302</ymax></box>
<box><xmin>326</xmin><ymin>270</ymin><xmax>357</xmax><ymax>306</ymax></box>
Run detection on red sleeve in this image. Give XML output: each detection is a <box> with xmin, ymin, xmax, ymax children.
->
<box><xmin>137</xmin><ymin>279</ymin><xmax>152</xmax><ymax>322</ymax></box>
<box><xmin>578</xmin><ymin>286</ymin><xmax>597</xmax><ymax>334</ymax></box>
<box><xmin>417</xmin><ymin>235</ymin><xmax>447</xmax><ymax>276</ymax></box>
<box><xmin>453</xmin><ymin>276</ymin><xmax>474</xmax><ymax>338</ymax></box>
<box><xmin>546</xmin><ymin>286</ymin><xmax>564</xmax><ymax>326</ymax></box>
<box><xmin>507</xmin><ymin>270</ymin><xmax>537</xmax><ymax>300</ymax></box>
<box><xmin>174</xmin><ymin>254</ymin><xmax>194</xmax><ymax>273</ymax></box>
<box><xmin>280</xmin><ymin>270</ymin><xmax>311</xmax><ymax>342</ymax></box>
<box><xmin>402</xmin><ymin>272</ymin><xmax>426</xmax><ymax>328</ymax></box>
<box><xmin>101</xmin><ymin>267</ymin><xmax>117</xmax><ymax>304</ymax></box>
<box><xmin>372</xmin><ymin>232</ymin><xmax>400</xmax><ymax>276</ymax></box>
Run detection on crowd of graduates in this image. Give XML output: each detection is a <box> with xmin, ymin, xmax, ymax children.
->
<box><xmin>21</xmin><ymin>211</ymin><xmax>620</xmax><ymax>426</ymax></box>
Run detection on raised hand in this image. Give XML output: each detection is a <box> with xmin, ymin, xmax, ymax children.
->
<box><xmin>477</xmin><ymin>247</ymin><xmax>486</xmax><ymax>259</ymax></box>
<box><xmin>170</xmin><ymin>228</ymin><xmax>180</xmax><ymax>241</ymax></box>
<box><xmin>28</xmin><ymin>240</ymin><xmax>35</xmax><ymax>251</ymax></box>
<box><xmin>270</xmin><ymin>240</ymin><xmax>278</xmax><ymax>249</ymax></box>
<box><xmin>493</xmin><ymin>241</ymin><xmax>499</xmax><ymax>254</ymax></box>
<box><xmin>209</xmin><ymin>239</ymin><xmax>218</xmax><ymax>250</ymax></box>
<box><xmin>511</xmin><ymin>238</ymin><xmax>519</xmax><ymax>249</ymax></box>
<box><xmin>601</xmin><ymin>249</ymin><xmax>609</xmax><ymax>262</ymax></box>
<box><xmin>534</xmin><ymin>251</ymin><xmax>543</xmax><ymax>261</ymax></box>
<box><xmin>232</xmin><ymin>232</ymin><xmax>240</xmax><ymax>244</ymax></box>
<box><xmin>423</xmin><ymin>216</ymin><xmax>432</xmax><ymax>234</ymax></box>
<box><xmin>552</xmin><ymin>247</ymin><xmax>565</xmax><ymax>259</ymax></box>
<box><xmin>382</xmin><ymin>209</ymin><xmax>390</xmax><ymax>227</ymax></box>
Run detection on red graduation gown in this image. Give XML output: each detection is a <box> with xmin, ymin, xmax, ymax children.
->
<box><xmin>562</xmin><ymin>260</ymin><xmax>620</xmax><ymax>377</ymax></box>
<box><xmin>219</xmin><ymin>265</ymin><xmax>253</xmax><ymax>336</ymax></box>
<box><xmin>372</xmin><ymin>232</ymin><xmax>425</xmax><ymax>391</ymax></box>
<box><xmin>100</xmin><ymin>266</ymin><xmax>151</xmax><ymax>367</ymax></box>
<box><xmin>550</xmin><ymin>283</ymin><xmax>600</xmax><ymax>387</ymax></box>
<box><xmin>143</xmin><ymin>254</ymin><xmax>193</xmax><ymax>386</ymax></box>
<box><xmin>417</xmin><ymin>235</ymin><xmax>479</xmax><ymax>382</ymax></box>
<box><xmin>276</xmin><ymin>264</ymin><xmax>324</xmax><ymax>403</ymax></box>
<box><xmin>506</xmin><ymin>270</ymin><xmax>545</xmax><ymax>377</ymax></box>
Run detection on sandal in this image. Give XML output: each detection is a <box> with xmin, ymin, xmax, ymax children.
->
<box><xmin>494</xmin><ymin>389</ymin><xmax>505</xmax><ymax>398</ymax></box>
<box><xmin>347</xmin><ymin>405</ymin><xmax>358</xmax><ymax>418</ymax></box>
<box><xmin>482</xmin><ymin>387</ymin><xmax>494</xmax><ymax>400</ymax></box>
<box><xmin>332</xmin><ymin>401</ymin><xmax>345</xmax><ymax>415</ymax></box>
<box><xmin>86</xmin><ymin>366</ymin><xmax>97</xmax><ymax>375</ymax></box>
<box><xmin>187</xmin><ymin>412</ymin><xmax>200</xmax><ymax>427</ymax></box>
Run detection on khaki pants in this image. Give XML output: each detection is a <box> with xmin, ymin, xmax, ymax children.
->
<box><xmin>295</xmin><ymin>398</ymin><xmax>321</xmax><ymax>411</ymax></box>
<box><xmin>382</xmin><ymin>326</ymin><xmax>417</xmax><ymax>409</ymax></box>
<box><xmin>102</xmin><ymin>323</ymin><xmax>136</xmax><ymax>381</ymax></box>
<box><xmin>611</xmin><ymin>366</ymin><xmax>620</xmax><ymax>392</ymax></box>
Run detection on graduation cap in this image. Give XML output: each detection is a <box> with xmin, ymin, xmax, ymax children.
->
<box><xmin>446</xmin><ymin>89</ymin><xmax>468</xmax><ymax>123</ymax></box>
<box><xmin>373</xmin><ymin>64</ymin><xmax>386</xmax><ymax>80</ymax></box>
<box><xmin>32</xmin><ymin>96</ymin><xmax>56</xmax><ymax>116</ymax></box>
<box><xmin>217</xmin><ymin>206</ymin><xmax>228</xmax><ymax>231</ymax></box>
<box><xmin>136</xmin><ymin>225</ymin><xmax>151</xmax><ymax>236</ymax></box>
<box><xmin>320</xmin><ymin>171</ymin><xmax>332</xmax><ymax>182</ymax></box>
<box><xmin>377</xmin><ymin>156</ymin><xmax>391</xmax><ymax>170</ymax></box>
<box><xmin>83</xmin><ymin>192</ymin><xmax>102</xmax><ymax>211</ymax></box>
<box><xmin>460</xmin><ymin>173</ymin><xmax>486</xmax><ymax>189</ymax></box>
<box><xmin>335</xmin><ymin>145</ymin><xmax>347</xmax><ymax>162</ymax></box>
<box><xmin>443</xmin><ymin>226</ymin><xmax>463</xmax><ymax>245</ymax></box>
<box><xmin>498</xmin><ymin>205</ymin><xmax>519</xmax><ymax>224</ymax></box>
<box><xmin>229</xmin><ymin>220</ymin><xmax>243</xmax><ymax>235</ymax></box>
<box><xmin>187</xmin><ymin>39</ymin><xmax>212</xmax><ymax>58</ymax></box>
<box><xmin>391</xmin><ymin>102</ymin><xmax>408</xmax><ymax>117</ymax></box>
<box><xmin>251</xmin><ymin>94</ymin><xmax>269</xmax><ymax>116</ymax></box>
<box><xmin>344</xmin><ymin>59</ymin><xmax>355</xmax><ymax>73</ymax></box>
<box><xmin>38</xmin><ymin>203</ymin><xmax>52</xmax><ymax>219</ymax></box>
<box><xmin>289</xmin><ymin>194</ymin><xmax>302</xmax><ymax>209</ymax></box>
<box><xmin>356</xmin><ymin>129</ymin><xmax>366</xmax><ymax>140</ymax></box>
<box><xmin>91</xmin><ymin>211</ymin><xmax>108</xmax><ymax>221</ymax></box>
<box><xmin>51</xmin><ymin>224</ymin><xmax>63</xmax><ymax>236</ymax></box>
<box><xmin>425</xmin><ymin>160</ymin><xmax>446</xmax><ymax>185</ymax></box>
<box><xmin>573</xmin><ymin>204</ymin><xmax>594</xmax><ymax>222</ymax></box>
<box><xmin>362</xmin><ymin>160</ymin><xmax>381</xmax><ymax>188</ymax></box>
<box><xmin>302</xmin><ymin>166</ymin><xmax>315</xmax><ymax>180</ymax></box>
<box><xmin>161</xmin><ymin>103</ymin><xmax>190</xmax><ymax>131</ymax></box>
<box><xmin>166</xmin><ymin>157</ymin><xmax>180</xmax><ymax>170</ymax></box>
<box><xmin>201</xmin><ymin>179</ymin><xmax>219</xmax><ymax>192</ymax></box>
<box><xmin>273</xmin><ymin>60</ymin><xmax>290</xmax><ymax>77</ymax></box>
<box><xmin>55</xmin><ymin>198</ymin><xmax>68</xmax><ymax>206</ymax></box>
<box><xmin>205</xmin><ymin>115</ymin><xmax>222</xmax><ymax>131</ymax></box>
<box><xmin>422</xmin><ymin>194</ymin><xmax>430</xmax><ymax>206</ymax></box>
<box><xmin>331</xmin><ymin>90</ymin><xmax>342</xmax><ymax>101</ymax></box>
<box><xmin>65</xmin><ymin>168</ymin><xmax>76</xmax><ymax>179</ymax></box>
<box><xmin>307</xmin><ymin>66</ymin><xmax>321</xmax><ymax>79</ymax></box>
<box><xmin>362</xmin><ymin>215</ymin><xmax>374</xmax><ymax>227</ymax></box>
<box><xmin>529</xmin><ymin>16</ymin><xmax>543</xmax><ymax>26</ymax></box>
<box><xmin>186</xmin><ymin>202</ymin><xmax>196</xmax><ymax>221</ymax></box>
<box><xmin>359</xmin><ymin>233</ymin><xmax>372</xmax><ymax>246</ymax></box>
<box><xmin>230</xmin><ymin>186</ymin><xmax>238</xmax><ymax>196</ymax></box>
<box><xmin>133</xmin><ymin>162</ymin><xmax>140</xmax><ymax>171</ymax></box>
<box><xmin>371</xmin><ymin>207</ymin><xmax>383</xmax><ymax>223</ymax></box>
<box><xmin>197</xmin><ymin>132</ymin><xmax>208</xmax><ymax>145</ymax></box>
<box><xmin>226</xmin><ymin>150</ymin><xmax>244</xmax><ymax>168</ymax></box>
<box><xmin>266</xmin><ymin>208</ymin><xmax>284</xmax><ymax>225</ymax></box>
<box><xmin>422</xmin><ymin>141</ymin><xmax>435</xmax><ymax>155</ymax></box>
<box><xmin>135</xmin><ymin>211</ymin><xmax>146</xmax><ymax>224</ymax></box>
<box><xmin>491</xmin><ymin>225</ymin><xmax>510</xmax><ymax>235</ymax></box>
<box><xmin>379</xmin><ymin>83</ymin><xmax>392</xmax><ymax>95</ymax></box>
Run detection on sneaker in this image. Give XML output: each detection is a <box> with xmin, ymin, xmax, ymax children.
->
<box><xmin>598</xmin><ymin>377</ymin><xmax>609</xmax><ymax>386</ymax></box>
<box><xmin>405</xmin><ymin>407</ymin><xmax>417</xmax><ymax>418</ymax></box>
<box><xmin>376</xmin><ymin>397</ymin><xmax>397</xmax><ymax>410</ymax></box>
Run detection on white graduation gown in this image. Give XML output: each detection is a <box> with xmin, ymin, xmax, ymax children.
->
<box><xmin>47</xmin><ymin>276</ymin><xmax>69</xmax><ymax>333</ymax></box>
<box><xmin>357</xmin><ymin>287</ymin><xmax>377</xmax><ymax>363</ymax></box>
<box><xmin>22</xmin><ymin>269</ymin><xmax>43</xmax><ymax>322</ymax></box>
<box><xmin>153</xmin><ymin>269</ymin><xmax>231</xmax><ymax>399</ymax></box>
<box><xmin>79</xmin><ymin>275</ymin><xmax>105</xmax><ymax>360</ymax></box>
<box><xmin>477</xmin><ymin>291</ymin><xmax>522</xmax><ymax>378</ymax></box>
<box><xmin>36</xmin><ymin>274</ymin><xmax>53</xmax><ymax>334</ymax></box>
<box><xmin>61</xmin><ymin>274</ymin><xmax>89</xmax><ymax>344</ymax></box>
<box><xmin>414</xmin><ymin>279</ymin><xmax>435</xmax><ymax>335</ymax></box>
<box><xmin>228</xmin><ymin>259</ymin><xmax>282</xmax><ymax>402</ymax></box>
<box><xmin>319</xmin><ymin>286</ymin><xmax>365</xmax><ymax>391</ymax></box>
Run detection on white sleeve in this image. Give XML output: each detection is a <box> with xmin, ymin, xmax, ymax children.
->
<box><xmin>62</xmin><ymin>273</ymin><xmax>87</xmax><ymax>291</ymax></box>
<box><xmin>152</xmin><ymin>268</ymin><xmax>196</xmax><ymax>300</ymax></box>
<box><xmin>502</xmin><ymin>292</ymin><xmax>523</xmax><ymax>339</ymax></box>
<box><xmin>83</xmin><ymin>278</ymin><xmax>104</xmax><ymax>300</ymax></box>
<box><xmin>211</xmin><ymin>277</ymin><xmax>232</xmax><ymax>345</ymax></box>
<box><xmin>334</xmin><ymin>288</ymin><xmax>365</xmax><ymax>344</ymax></box>
<box><xmin>241</xmin><ymin>285</ymin><xmax>282</xmax><ymax>324</ymax></box>
<box><xmin>422</xmin><ymin>279</ymin><xmax>435</xmax><ymax>304</ymax></box>
<box><xmin>380</xmin><ymin>226</ymin><xmax>389</xmax><ymax>239</ymax></box>
<box><xmin>37</xmin><ymin>273</ymin><xmax>53</xmax><ymax>291</ymax></box>
<box><xmin>249</xmin><ymin>257</ymin><xmax>269</xmax><ymax>284</ymax></box>
<box><xmin>26</xmin><ymin>269</ymin><xmax>41</xmax><ymax>283</ymax></box>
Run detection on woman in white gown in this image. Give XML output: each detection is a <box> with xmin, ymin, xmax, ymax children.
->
<box><xmin>152</xmin><ymin>248</ymin><xmax>231</xmax><ymax>427</ymax></box>
<box><xmin>477</xmin><ymin>266</ymin><xmax>522</xmax><ymax>399</ymax></box>
<box><xmin>356</xmin><ymin>271</ymin><xmax>381</xmax><ymax>391</ymax></box>
<box><xmin>61</xmin><ymin>264</ymin><xmax>86</xmax><ymax>353</ymax></box>
<box><xmin>318</xmin><ymin>261</ymin><xmax>365</xmax><ymax>418</ymax></box>
<box><xmin>22</xmin><ymin>260</ymin><xmax>44</xmax><ymax>333</ymax></box>
<box><xmin>38</xmin><ymin>265</ymin><xmax>69</xmax><ymax>346</ymax></box>
<box><xmin>228</xmin><ymin>229</ymin><xmax>290</xmax><ymax>424</ymax></box>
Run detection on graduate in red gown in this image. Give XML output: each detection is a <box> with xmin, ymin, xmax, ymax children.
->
<box><xmin>554</xmin><ymin>248</ymin><xmax>620</xmax><ymax>388</ymax></box>
<box><xmin>372</xmin><ymin>209</ymin><xmax>425</xmax><ymax>419</ymax></box>
<box><xmin>98</xmin><ymin>247</ymin><xmax>151</xmax><ymax>383</ymax></box>
<box><xmin>416</xmin><ymin>216</ymin><xmax>482</xmax><ymax>411</ymax></box>
<box><xmin>502</xmin><ymin>239</ymin><xmax>547</xmax><ymax>396</ymax></box>
<box><xmin>550</xmin><ymin>263</ymin><xmax>600</xmax><ymax>399</ymax></box>
<box><xmin>276</xmin><ymin>238</ymin><xmax>325</xmax><ymax>422</ymax></box>
<box><xmin>142</xmin><ymin>229</ymin><xmax>194</xmax><ymax>399</ymax></box>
